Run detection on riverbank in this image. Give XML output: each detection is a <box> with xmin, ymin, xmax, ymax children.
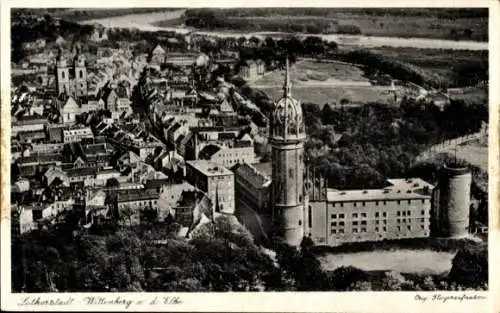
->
<box><xmin>80</xmin><ymin>11</ymin><xmax>488</xmax><ymax>51</ymax></box>
<box><xmin>179</xmin><ymin>8</ymin><xmax>487</xmax><ymax>42</ymax></box>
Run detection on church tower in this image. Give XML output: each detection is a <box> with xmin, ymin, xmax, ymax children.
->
<box><xmin>55</xmin><ymin>48</ymin><xmax>70</xmax><ymax>96</ymax></box>
<box><xmin>73</xmin><ymin>46</ymin><xmax>88</xmax><ymax>97</ymax></box>
<box><xmin>270</xmin><ymin>58</ymin><xmax>306</xmax><ymax>246</ymax></box>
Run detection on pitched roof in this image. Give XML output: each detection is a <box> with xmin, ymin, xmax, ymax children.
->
<box><xmin>252</xmin><ymin>162</ymin><xmax>272</xmax><ymax>177</ymax></box>
<box><xmin>220</xmin><ymin>99</ymin><xmax>234</xmax><ymax>113</ymax></box>
<box><xmin>18</xmin><ymin>154</ymin><xmax>63</xmax><ymax>165</ymax></box>
<box><xmin>217</xmin><ymin>132</ymin><xmax>236</xmax><ymax>140</ymax></box>
<box><xmin>232</xmin><ymin>162</ymin><xmax>271</xmax><ymax>189</ymax></box>
<box><xmin>64</xmin><ymin>167</ymin><xmax>98</xmax><ymax>178</ymax></box>
<box><xmin>18</xmin><ymin>130</ymin><xmax>46</xmax><ymax>142</ymax></box>
<box><xmin>83</xmin><ymin>143</ymin><xmax>112</xmax><ymax>155</ymax></box>
<box><xmin>62</xmin><ymin>96</ymin><xmax>80</xmax><ymax>110</ymax></box>
<box><xmin>117</xmin><ymin>189</ymin><xmax>160</xmax><ymax>203</ymax></box>
<box><xmin>12</xmin><ymin>115</ymin><xmax>48</xmax><ymax>126</ymax></box>
<box><xmin>198</xmin><ymin>144</ymin><xmax>221</xmax><ymax>160</ymax></box>
<box><xmin>47</xmin><ymin>126</ymin><xmax>64</xmax><ymax>143</ymax></box>
<box><xmin>151</xmin><ymin>44</ymin><xmax>166</xmax><ymax>55</ymax></box>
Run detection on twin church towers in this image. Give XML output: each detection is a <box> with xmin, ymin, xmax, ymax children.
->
<box><xmin>270</xmin><ymin>58</ymin><xmax>307</xmax><ymax>246</ymax></box>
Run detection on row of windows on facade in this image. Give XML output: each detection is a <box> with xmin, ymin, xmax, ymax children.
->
<box><xmin>331</xmin><ymin>224</ymin><xmax>426</xmax><ymax>234</ymax></box>
<box><xmin>60</xmin><ymin>86</ymin><xmax>86</xmax><ymax>97</ymax></box>
<box><xmin>331</xmin><ymin>199</ymin><xmax>428</xmax><ymax>208</ymax></box>
<box><xmin>331</xmin><ymin>218</ymin><xmax>426</xmax><ymax>227</ymax></box>
<box><xmin>209</xmin><ymin>175</ymin><xmax>232</xmax><ymax>181</ymax></box>
<box><xmin>331</xmin><ymin>209</ymin><xmax>426</xmax><ymax>220</ymax></box>
<box><xmin>118</xmin><ymin>199</ymin><xmax>158</xmax><ymax>207</ymax></box>
<box><xmin>60</xmin><ymin>70</ymin><xmax>86</xmax><ymax>79</ymax></box>
<box><xmin>221</xmin><ymin>158</ymin><xmax>249</xmax><ymax>166</ymax></box>
<box><xmin>66</xmin><ymin>130</ymin><xmax>91</xmax><ymax>135</ymax></box>
<box><xmin>218</xmin><ymin>151</ymin><xmax>253</xmax><ymax>158</ymax></box>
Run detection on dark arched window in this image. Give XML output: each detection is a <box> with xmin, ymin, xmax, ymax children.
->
<box><xmin>61</xmin><ymin>71</ymin><xmax>65</xmax><ymax>79</ymax></box>
<box><xmin>79</xmin><ymin>70</ymin><xmax>83</xmax><ymax>78</ymax></box>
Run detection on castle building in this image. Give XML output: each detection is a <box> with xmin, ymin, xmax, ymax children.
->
<box><xmin>270</xmin><ymin>59</ymin><xmax>307</xmax><ymax>246</ymax></box>
<box><xmin>306</xmin><ymin>178</ymin><xmax>433</xmax><ymax>246</ymax></box>
<box><xmin>232</xmin><ymin>61</ymin><xmax>472</xmax><ymax>248</ymax></box>
<box><xmin>55</xmin><ymin>47</ymin><xmax>88</xmax><ymax>98</ymax></box>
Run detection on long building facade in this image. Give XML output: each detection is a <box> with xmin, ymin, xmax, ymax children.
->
<box><xmin>306</xmin><ymin>179</ymin><xmax>433</xmax><ymax>246</ymax></box>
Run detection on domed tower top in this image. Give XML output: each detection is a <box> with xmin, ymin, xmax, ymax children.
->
<box><xmin>270</xmin><ymin>58</ymin><xmax>306</xmax><ymax>141</ymax></box>
<box><xmin>73</xmin><ymin>45</ymin><xmax>86</xmax><ymax>68</ymax></box>
<box><xmin>56</xmin><ymin>47</ymin><xmax>67</xmax><ymax>68</ymax></box>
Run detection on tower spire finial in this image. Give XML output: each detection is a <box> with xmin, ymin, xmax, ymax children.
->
<box><xmin>283</xmin><ymin>57</ymin><xmax>291</xmax><ymax>97</ymax></box>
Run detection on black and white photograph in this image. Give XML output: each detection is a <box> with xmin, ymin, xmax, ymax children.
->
<box><xmin>1</xmin><ymin>2</ymin><xmax>495</xmax><ymax>310</ymax></box>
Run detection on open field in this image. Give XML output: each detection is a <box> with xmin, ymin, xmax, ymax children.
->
<box><xmin>251</xmin><ymin>60</ymin><xmax>391</xmax><ymax>105</ymax></box>
<box><xmin>178</xmin><ymin>8</ymin><xmax>487</xmax><ymax>41</ymax></box>
<box><xmin>257</xmin><ymin>86</ymin><xmax>392</xmax><ymax>106</ymax></box>
<box><xmin>254</xmin><ymin>60</ymin><xmax>369</xmax><ymax>86</ymax></box>
<box><xmin>319</xmin><ymin>249</ymin><xmax>456</xmax><ymax>275</ymax></box>
<box><xmin>454</xmin><ymin>140</ymin><xmax>488</xmax><ymax>172</ymax></box>
<box><xmin>419</xmin><ymin>138</ymin><xmax>488</xmax><ymax>173</ymax></box>
<box><xmin>448</xmin><ymin>87</ymin><xmax>488</xmax><ymax>104</ymax></box>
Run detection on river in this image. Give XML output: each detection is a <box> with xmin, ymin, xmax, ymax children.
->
<box><xmin>319</xmin><ymin>249</ymin><xmax>457</xmax><ymax>275</ymax></box>
<box><xmin>81</xmin><ymin>10</ymin><xmax>487</xmax><ymax>51</ymax></box>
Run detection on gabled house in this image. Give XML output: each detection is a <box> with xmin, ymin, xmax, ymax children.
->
<box><xmin>239</xmin><ymin>60</ymin><xmax>258</xmax><ymax>81</ymax></box>
<box><xmin>149</xmin><ymin>44</ymin><xmax>166</xmax><ymax>66</ymax></box>
<box><xmin>59</xmin><ymin>96</ymin><xmax>81</xmax><ymax>124</ymax></box>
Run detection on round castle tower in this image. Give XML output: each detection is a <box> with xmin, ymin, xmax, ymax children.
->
<box><xmin>270</xmin><ymin>58</ymin><xmax>306</xmax><ymax>246</ymax></box>
<box><xmin>432</xmin><ymin>164</ymin><xmax>472</xmax><ymax>238</ymax></box>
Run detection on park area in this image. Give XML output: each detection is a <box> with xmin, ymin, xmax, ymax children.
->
<box><xmin>251</xmin><ymin>60</ymin><xmax>393</xmax><ymax>106</ymax></box>
<box><xmin>318</xmin><ymin>249</ymin><xmax>457</xmax><ymax>275</ymax></box>
<box><xmin>254</xmin><ymin>59</ymin><xmax>370</xmax><ymax>85</ymax></box>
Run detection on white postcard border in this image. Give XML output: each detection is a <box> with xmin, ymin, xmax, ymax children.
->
<box><xmin>1</xmin><ymin>0</ymin><xmax>498</xmax><ymax>312</ymax></box>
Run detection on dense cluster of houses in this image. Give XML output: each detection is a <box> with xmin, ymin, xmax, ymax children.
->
<box><xmin>11</xmin><ymin>34</ymin><xmax>274</xmax><ymax>239</ymax></box>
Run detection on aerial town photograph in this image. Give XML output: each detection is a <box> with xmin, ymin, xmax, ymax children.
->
<box><xmin>9</xmin><ymin>7</ymin><xmax>488</xmax><ymax>292</ymax></box>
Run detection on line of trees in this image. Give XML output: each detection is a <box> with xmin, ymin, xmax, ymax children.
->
<box><xmin>184</xmin><ymin>8</ymin><xmax>487</xmax><ymax>19</ymax></box>
<box><xmin>334</xmin><ymin>49</ymin><xmax>488</xmax><ymax>89</ymax></box>
<box><xmin>302</xmin><ymin>98</ymin><xmax>488</xmax><ymax>190</ymax></box>
<box><xmin>183</xmin><ymin>9</ymin><xmax>361</xmax><ymax>35</ymax></box>
<box><xmin>12</xmin><ymin>209</ymin><xmax>488</xmax><ymax>292</ymax></box>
